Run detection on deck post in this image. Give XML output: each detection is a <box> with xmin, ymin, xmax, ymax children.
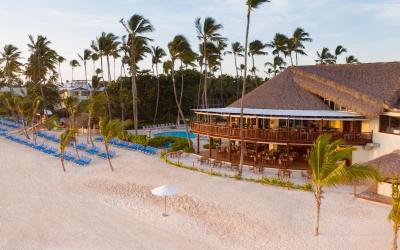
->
<box><xmin>255</xmin><ymin>143</ymin><xmax>259</xmax><ymax>165</ymax></box>
<box><xmin>228</xmin><ymin>140</ymin><xmax>232</xmax><ymax>161</ymax></box>
<box><xmin>197</xmin><ymin>134</ymin><xmax>200</xmax><ymax>154</ymax></box>
<box><xmin>208</xmin><ymin>136</ymin><xmax>212</xmax><ymax>158</ymax></box>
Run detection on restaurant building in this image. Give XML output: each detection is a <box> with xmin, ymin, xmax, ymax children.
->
<box><xmin>191</xmin><ymin>62</ymin><xmax>400</xmax><ymax>171</ymax></box>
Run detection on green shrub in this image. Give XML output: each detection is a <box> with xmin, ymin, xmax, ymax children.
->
<box><xmin>127</xmin><ymin>135</ymin><xmax>149</xmax><ymax>145</ymax></box>
<box><xmin>148</xmin><ymin>136</ymin><xmax>176</xmax><ymax>148</ymax></box>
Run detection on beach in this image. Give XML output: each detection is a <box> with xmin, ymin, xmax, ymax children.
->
<box><xmin>0</xmin><ymin>136</ymin><xmax>392</xmax><ymax>250</ymax></box>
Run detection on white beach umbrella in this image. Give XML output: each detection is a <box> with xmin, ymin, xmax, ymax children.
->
<box><xmin>151</xmin><ymin>185</ymin><xmax>179</xmax><ymax>216</ymax></box>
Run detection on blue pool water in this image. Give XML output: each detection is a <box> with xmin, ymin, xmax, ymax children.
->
<box><xmin>154</xmin><ymin>131</ymin><xmax>196</xmax><ymax>139</ymax></box>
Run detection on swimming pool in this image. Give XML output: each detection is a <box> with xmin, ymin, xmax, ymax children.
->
<box><xmin>153</xmin><ymin>131</ymin><xmax>196</xmax><ymax>139</ymax></box>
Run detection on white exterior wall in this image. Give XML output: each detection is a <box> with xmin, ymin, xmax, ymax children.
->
<box><xmin>353</xmin><ymin>118</ymin><xmax>400</xmax><ymax>163</ymax></box>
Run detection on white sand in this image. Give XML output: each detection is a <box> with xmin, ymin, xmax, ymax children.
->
<box><xmin>0</xmin><ymin>136</ymin><xmax>392</xmax><ymax>249</ymax></box>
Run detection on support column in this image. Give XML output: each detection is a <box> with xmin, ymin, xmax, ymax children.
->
<box><xmin>228</xmin><ymin>140</ymin><xmax>232</xmax><ymax>162</ymax></box>
<box><xmin>208</xmin><ymin>136</ymin><xmax>212</xmax><ymax>158</ymax></box>
<box><xmin>197</xmin><ymin>134</ymin><xmax>200</xmax><ymax>154</ymax></box>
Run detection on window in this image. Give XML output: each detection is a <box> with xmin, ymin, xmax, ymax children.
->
<box><xmin>379</xmin><ymin>115</ymin><xmax>400</xmax><ymax>135</ymax></box>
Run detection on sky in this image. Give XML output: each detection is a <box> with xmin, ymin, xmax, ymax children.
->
<box><xmin>1</xmin><ymin>0</ymin><xmax>400</xmax><ymax>82</ymax></box>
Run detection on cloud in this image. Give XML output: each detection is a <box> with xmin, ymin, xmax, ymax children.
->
<box><xmin>361</xmin><ymin>2</ymin><xmax>400</xmax><ymax>20</ymax></box>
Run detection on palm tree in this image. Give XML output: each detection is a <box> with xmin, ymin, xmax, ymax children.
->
<box><xmin>346</xmin><ymin>55</ymin><xmax>359</xmax><ymax>64</ymax></box>
<box><xmin>168</xmin><ymin>35</ymin><xmax>193</xmax><ymax>149</ymax></box>
<box><xmin>78</xmin><ymin>49</ymin><xmax>92</xmax><ymax>83</ymax></box>
<box><xmin>315</xmin><ymin>47</ymin><xmax>335</xmax><ymax>64</ymax></box>
<box><xmin>57</xmin><ymin>55</ymin><xmax>66</xmax><ymax>84</ymax></box>
<box><xmin>87</xmin><ymin>75</ymin><xmax>101</xmax><ymax>145</ymax></box>
<box><xmin>225</xmin><ymin>42</ymin><xmax>244</xmax><ymax>98</ymax></box>
<box><xmin>59</xmin><ymin>128</ymin><xmax>78</xmax><ymax>172</ymax></box>
<box><xmin>248</xmin><ymin>40</ymin><xmax>268</xmax><ymax>78</ymax></box>
<box><xmin>120</xmin><ymin>14</ymin><xmax>154</xmax><ymax>135</ymax></box>
<box><xmin>64</xmin><ymin>96</ymin><xmax>79</xmax><ymax>128</ymax></box>
<box><xmin>99</xmin><ymin>118</ymin><xmax>123</xmax><ymax>171</ymax></box>
<box><xmin>309</xmin><ymin>134</ymin><xmax>381</xmax><ymax>236</ymax></box>
<box><xmin>91</xmin><ymin>33</ymin><xmax>108</xmax><ymax>80</ymax></box>
<box><xmin>265</xmin><ymin>56</ymin><xmax>286</xmax><ymax>76</ymax></box>
<box><xmin>195</xmin><ymin>17</ymin><xmax>224</xmax><ymax>108</ymax></box>
<box><xmin>389</xmin><ymin>177</ymin><xmax>400</xmax><ymax>250</ymax></box>
<box><xmin>151</xmin><ymin>46</ymin><xmax>166</xmax><ymax>123</ymax></box>
<box><xmin>334</xmin><ymin>45</ymin><xmax>347</xmax><ymax>63</ymax></box>
<box><xmin>26</xmin><ymin>35</ymin><xmax>58</xmax><ymax>109</ymax></box>
<box><xmin>104</xmin><ymin>33</ymin><xmax>120</xmax><ymax>81</ymax></box>
<box><xmin>0</xmin><ymin>44</ymin><xmax>22</xmax><ymax>94</ymax></box>
<box><xmin>91</xmin><ymin>53</ymin><xmax>99</xmax><ymax>76</ymax></box>
<box><xmin>291</xmin><ymin>28</ymin><xmax>312</xmax><ymax>65</ymax></box>
<box><xmin>267</xmin><ymin>33</ymin><xmax>288</xmax><ymax>58</ymax></box>
<box><xmin>238</xmin><ymin>0</ymin><xmax>270</xmax><ymax>176</ymax></box>
<box><xmin>69</xmin><ymin>59</ymin><xmax>80</xmax><ymax>81</ymax></box>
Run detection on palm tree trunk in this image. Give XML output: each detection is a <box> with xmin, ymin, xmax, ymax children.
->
<box><xmin>234</xmin><ymin>54</ymin><xmax>240</xmax><ymax>99</ymax></box>
<box><xmin>131</xmin><ymin>47</ymin><xmax>138</xmax><ymax>135</ymax></box>
<box><xmin>203</xmin><ymin>37</ymin><xmax>208</xmax><ymax>108</ymax></box>
<box><xmin>113</xmin><ymin>57</ymin><xmax>116</xmax><ymax>81</ymax></box>
<box><xmin>154</xmin><ymin>64</ymin><xmax>160</xmax><ymax>123</ymax></box>
<box><xmin>71</xmin><ymin>67</ymin><xmax>74</xmax><ymax>82</ymax></box>
<box><xmin>61</xmin><ymin>155</ymin><xmax>66</xmax><ymax>172</ymax></box>
<box><xmin>219</xmin><ymin>67</ymin><xmax>224</xmax><ymax>105</ymax></box>
<box><xmin>295</xmin><ymin>52</ymin><xmax>298</xmax><ymax>66</ymax></box>
<box><xmin>290</xmin><ymin>53</ymin><xmax>294</xmax><ymax>66</ymax></box>
<box><xmin>238</xmin><ymin>7</ymin><xmax>251</xmax><ymax>177</ymax></box>
<box><xmin>105</xmin><ymin>143</ymin><xmax>114</xmax><ymax>171</ymax></box>
<box><xmin>84</xmin><ymin>61</ymin><xmax>88</xmax><ymax>83</ymax></box>
<box><xmin>197</xmin><ymin>65</ymin><xmax>203</xmax><ymax>108</ymax></box>
<box><xmin>393</xmin><ymin>221</ymin><xmax>399</xmax><ymax>250</ymax></box>
<box><xmin>171</xmin><ymin>60</ymin><xmax>192</xmax><ymax>149</ymax></box>
<box><xmin>74</xmin><ymin>140</ymin><xmax>81</xmax><ymax>160</ymax></box>
<box><xmin>178</xmin><ymin>61</ymin><xmax>184</xmax><ymax>125</ymax></box>
<box><xmin>100</xmin><ymin>56</ymin><xmax>104</xmax><ymax>80</ymax></box>
<box><xmin>106</xmin><ymin>55</ymin><xmax>111</xmax><ymax>81</ymax></box>
<box><xmin>314</xmin><ymin>189</ymin><xmax>322</xmax><ymax>236</ymax></box>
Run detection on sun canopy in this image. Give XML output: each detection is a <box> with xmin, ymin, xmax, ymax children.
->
<box><xmin>193</xmin><ymin>107</ymin><xmax>366</xmax><ymax>120</ymax></box>
<box><xmin>151</xmin><ymin>185</ymin><xmax>179</xmax><ymax>196</ymax></box>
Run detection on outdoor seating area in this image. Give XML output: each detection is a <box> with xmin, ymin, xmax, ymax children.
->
<box><xmin>0</xmin><ymin>117</ymin><xmax>21</xmax><ymax>129</ymax></box>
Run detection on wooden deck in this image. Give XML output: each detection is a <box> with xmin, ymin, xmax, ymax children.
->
<box><xmin>191</xmin><ymin>122</ymin><xmax>373</xmax><ymax>146</ymax></box>
<box><xmin>356</xmin><ymin>188</ymin><xmax>392</xmax><ymax>205</ymax></box>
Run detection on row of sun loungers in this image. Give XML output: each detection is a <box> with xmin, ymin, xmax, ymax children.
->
<box><xmin>95</xmin><ymin>136</ymin><xmax>158</xmax><ymax>155</ymax></box>
<box><xmin>1</xmin><ymin>134</ymin><xmax>92</xmax><ymax>166</ymax></box>
<box><xmin>37</xmin><ymin>131</ymin><xmax>117</xmax><ymax>160</ymax></box>
<box><xmin>37</xmin><ymin>131</ymin><xmax>61</xmax><ymax>143</ymax></box>
<box><xmin>0</xmin><ymin>118</ymin><xmax>20</xmax><ymax>129</ymax></box>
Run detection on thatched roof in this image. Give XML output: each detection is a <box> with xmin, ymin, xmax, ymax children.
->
<box><xmin>367</xmin><ymin>150</ymin><xmax>400</xmax><ymax>179</ymax></box>
<box><xmin>229</xmin><ymin>69</ymin><xmax>330</xmax><ymax>110</ymax></box>
<box><xmin>230</xmin><ymin>62</ymin><xmax>400</xmax><ymax>118</ymax></box>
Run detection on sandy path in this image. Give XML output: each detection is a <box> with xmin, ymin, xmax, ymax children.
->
<box><xmin>0</xmin><ymin>136</ymin><xmax>392</xmax><ymax>249</ymax></box>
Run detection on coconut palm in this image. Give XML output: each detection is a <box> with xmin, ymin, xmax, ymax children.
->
<box><xmin>389</xmin><ymin>177</ymin><xmax>400</xmax><ymax>250</ymax></box>
<box><xmin>26</xmin><ymin>35</ymin><xmax>58</xmax><ymax>109</ymax></box>
<box><xmin>120</xmin><ymin>14</ymin><xmax>154</xmax><ymax>135</ymax></box>
<box><xmin>225</xmin><ymin>42</ymin><xmax>244</xmax><ymax>98</ymax></box>
<box><xmin>315</xmin><ymin>47</ymin><xmax>335</xmax><ymax>64</ymax></box>
<box><xmin>78</xmin><ymin>49</ymin><xmax>92</xmax><ymax>83</ymax></box>
<box><xmin>291</xmin><ymin>27</ymin><xmax>312</xmax><ymax>65</ymax></box>
<box><xmin>267</xmin><ymin>33</ymin><xmax>288</xmax><ymax>58</ymax></box>
<box><xmin>151</xmin><ymin>46</ymin><xmax>166</xmax><ymax>123</ymax></box>
<box><xmin>309</xmin><ymin>134</ymin><xmax>381</xmax><ymax>236</ymax></box>
<box><xmin>195</xmin><ymin>17</ymin><xmax>224</xmax><ymax>108</ymax></box>
<box><xmin>57</xmin><ymin>55</ymin><xmax>66</xmax><ymax>84</ymax></box>
<box><xmin>0</xmin><ymin>44</ymin><xmax>22</xmax><ymax>94</ymax></box>
<box><xmin>265</xmin><ymin>56</ymin><xmax>286</xmax><ymax>76</ymax></box>
<box><xmin>99</xmin><ymin>118</ymin><xmax>123</xmax><ymax>171</ymax></box>
<box><xmin>64</xmin><ymin>96</ymin><xmax>79</xmax><ymax>128</ymax></box>
<box><xmin>248</xmin><ymin>40</ymin><xmax>268</xmax><ymax>78</ymax></box>
<box><xmin>59</xmin><ymin>128</ymin><xmax>78</xmax><ymax>172</ymax></box>
<box><xmin>91</xmin><ymin>33</ymin><xmax>108</xmax><ymax>80</ymax></box>
<box><xmin>238</xmin><ymin>0</ymin><xmax>270</xmax><ymax>176</ymax></box>
<box><xmin>346</xmin><ymin>55</ymin><xmax>359</xmax><ymax>64</ymax></box>
<box><xmin>104</xmin><ymin>33</ymin><xmax>120</xmax><ymax>81</ymax></box>
<box><xmin>334</xmin><ymin>45</ymin><xmax>347</xmax><ymax>63</ymax></box>
<box><xmin>91</xmin><ymin>53</ymin><xmax>99</xmax><ymax>75</ymax></box>
<box><xmin>69</xmin><ymin>59</ymin><xmax>80</xmax><ymax>81</ymax></box>
<box><xmin>167</xmin><ymin>35</ymin><xmax>193</xmax><ymax>149</ymax></box>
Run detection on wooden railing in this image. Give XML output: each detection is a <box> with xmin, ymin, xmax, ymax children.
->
<box><xmin>190</xmin><ymin>122</ymin><xmax>373</xmax><ymax>145</ymax></box>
